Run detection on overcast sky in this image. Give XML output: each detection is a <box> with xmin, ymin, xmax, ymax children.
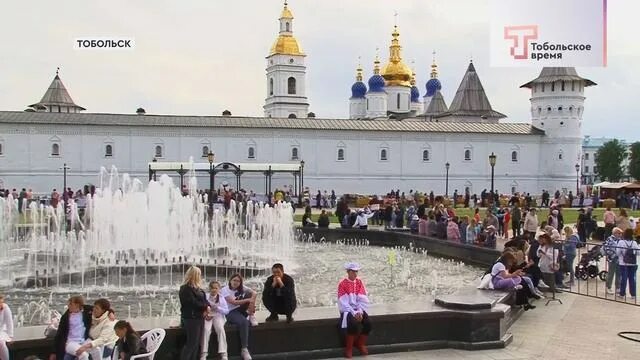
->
<box><xmin>0</xmin><ymin>0</ymin><xmax>637</xmax><ymax>139</ymax></box>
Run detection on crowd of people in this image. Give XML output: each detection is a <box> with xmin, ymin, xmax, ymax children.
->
<box><xmin>177</xmin><ymin>262</ymin><xmax>369</xmax><ymax>360</ymax></box>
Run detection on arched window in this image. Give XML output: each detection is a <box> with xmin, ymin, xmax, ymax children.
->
<box><xmin>291</xmin><ymin>147</ymin><xmax>299</xmax><ymax>160</ymax></box>
<box><xmin>286</xmin><ymin>22</ymin><xmax>290</xmax><ymax>32</ymax></box>
<box><xmin>337</xmin><ymin>148</ymin><xmax>345</xmax><ymax>161</ymax></box>
<box><xmin>155</xmin><ymin>145</ymin><xmax>163</xmax><ymax>158</ymax></box>
<box><xmin>511</xmin><ymin>151</ymin><xmax>518</xmax><ymax>162</ymax></box>
<box><xmin>288</xmin><ymin>113</ymin><xmax>297</xmax><ymax>118</ymax></box>
<box><xmin>202</xmin><ymin>146</ymin><xmax>209</xmax><ymax>157</ymax></box>
<box><xmin>51</xmin><ymin>143</ymin><xmax>60</xmax><ymax>156</ymax></box>
<box><xmin>380</xmin><ymin>149</ymin><xmax>388</xmax><ymax>161</ymax></box>
<box><xmin>248</xmin><ymin>147</ymin><xmax>255</xmax><ymax>159</ymax></box>
<box><xmin>422</xmin><ymin>150</ymin><xmax>430</xmax><ymax>162</ymax></box>
<box><xmin>105</xmin><ymin>144</ymin><xmax>113</xmax><ymax>157</ymax></box>
<box><xmin>269</xmin><ymin>78</ymin><xmax>274</xmax><ymax>96</ymax></box>
<box><xmin>464</xmin><ymin>149</ymin><xmax>472</xmax><ymax>161</ymax></box>
<box><xmin>287</xmin><ymin>77</ymin><xmax>296</xmax><ymax>94</ymax></box>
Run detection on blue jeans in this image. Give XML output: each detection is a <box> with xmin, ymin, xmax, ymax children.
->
<box><xmin>565</xmin><ymin>254</ymin><xmax>576</xmax><ymax>282</ymax></box>
<box><xmin>227</xmin><ymin>309</ymin><xmax>250</xmax><ymax>349</ymax></box>
<box><xmin>619</xmin><ymin>265</ymin><xmax>638</xmax><ymax>297</ymax></box>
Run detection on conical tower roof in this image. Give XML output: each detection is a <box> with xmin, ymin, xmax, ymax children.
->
<box><xmin>29</xmin><ymin>70</ymin><xmax>85</xmax><ymax>111</ymax></box>
<box><xmin>436</xmin><ymin>62</ymin><xmax>505</xmax><ymax>121</ymax></box>
<box><xmin>424</xmin><ymin>90</ymin><xmax>448</xmax><ymax>116</ymax></box>
<box><xmin>520</xmin><ymin>67</ymin><xmax>596</xmax><ymax>88</ymax></box>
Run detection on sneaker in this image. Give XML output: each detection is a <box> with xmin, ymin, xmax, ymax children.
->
<box><xmin>265</xmin><ymin>313</ymin><xmax>279</xmax><ymax>322</ymax></box>
<box><xmin>606</xmin><ymin>288</ymin><xmax>614</xmax><ymax>295</ymax></box>
<box><xmin>630</xmin><ymin>296</ymin><xmax>637</xmax><ymax>301</ymax></box>
<box><xmin>514</xmin><ymin>284</ymin><xmax>523</xmax><ymax>290</ymax></box>
<box><xmin>241</xmin><ymin>348</ymin><xmax>252</xmax><ymax>360</ymax></box>
<box><xmin>286</xmin><ymin>315</ymin><xmax>294</xmax><ymax>323</ymax></box>
<box><xmin>220</xmin><ymin>353</ymin><xmax>228</xmax><ymax>360</ymax></box>
<box><xmin>248</xmin><ymin>314</ymin><xmax>259</xmax><ymax>327</ymax></box>
<box><xmin>534</xmin><ymin>288</ymin><xmax>545</xmax><ymax>297</ymax></box>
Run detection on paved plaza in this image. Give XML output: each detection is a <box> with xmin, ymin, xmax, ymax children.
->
<box><xmin>327</xmin><ymin>293</ymin><xmax>640</xmax><ymax>360</ymax></box>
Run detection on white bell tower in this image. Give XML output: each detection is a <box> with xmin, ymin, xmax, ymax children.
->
<box><xmin>264</xmin><ymin>1</ymin><xmax>309</xmax><ymax>119</ymax></box>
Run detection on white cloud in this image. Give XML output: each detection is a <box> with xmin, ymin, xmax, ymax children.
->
<box><xmin>0</xmin><ymin>0</ymin><xmax>638</xmax><ymax>139</ymax></box>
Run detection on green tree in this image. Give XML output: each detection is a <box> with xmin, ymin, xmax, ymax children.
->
<box><xmin>595</xmin><ymin>139</ymin><xmax>626</xmax><ymax>182</ymax></box>
<box><xmin>628</xmin><ymin>142</ymin><xmax>640</xmax><ymax>181</ymax></box>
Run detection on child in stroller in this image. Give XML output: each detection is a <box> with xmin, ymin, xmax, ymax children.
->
<box><xmin>575</xmin><ymin>245</ymin><xmax>608</xmax><ymax>281</ymax></box>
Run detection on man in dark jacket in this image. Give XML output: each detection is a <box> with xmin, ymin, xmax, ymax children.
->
<box><xmin>263</xmin><ymin>263</ymin><xmax>297</xmax><ymax>323</ymax></box>
<box><xmin>52</xmin><ymin>295</ymin><xmax>93</xmax><ymax>360</ymax></box>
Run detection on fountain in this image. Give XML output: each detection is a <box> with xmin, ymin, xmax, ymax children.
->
<box><xmin>0</xmin><ymin>165</ymin><xmax>481</xmax><ymax>327</ymax></box>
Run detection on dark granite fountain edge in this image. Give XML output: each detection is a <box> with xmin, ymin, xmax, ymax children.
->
<box><xmin>9</xmin><ymin>301</ymin><xmax>515</xmax><ymax>359</ymax></box>
<box><xmin>298</xmin><ymin>227</ymin><xmax>500</xmax><ymax>268</ymax></box>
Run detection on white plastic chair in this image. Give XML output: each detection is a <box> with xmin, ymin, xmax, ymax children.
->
<box><xmin>130</xmin><ymin>328</ymin><xmax>166</xmax><ymax>360</ymax></box>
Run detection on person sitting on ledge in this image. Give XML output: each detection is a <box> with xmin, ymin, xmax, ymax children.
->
<box><xmin>0</xmin><ymin>294</ymin><xmax>14</xmax><ymax>360</ymax></box>
<box><xmin>74</xmin><ymin>298</ymin><xmax>118</xmax><ymax>359</ymax></box>
<box><xmin>202</xmin><ymin>281</ymin><xmax>229</xmax><ymax>360</ymax></box>
<box><xmin>491</xmin><ymin>252</ymin><xmax>537</xmax><ymax>311</ymax></box>
<box><xmin>317</xmin><ymin>209</ymin><xmax>330</xmax><ymax>228</ymax></box>
<box><xmin>301</xmin><ymin>205</ymin><xmax>316</xmax><ymax>227</ymax></box>
<box><xmin>338</xmin><ymin>262</ymin><xmax>371</xmax><ymax>359</ymax></box>
<box><xmin>262</xmin><ymin>263</ymin><xmax>297</xmax><ymax>323</ymax></box>
<box><xmin>222</xmin><ymin>273</ymin><xmax>257</xmax><ymax>360</ymax></box>
<box><xmin>50</xmin><ymin>295</ymin><xmax>114</xmax><ymax>360</ymax></box>
<box><xmin>113</xmin><ymin>320</ymin><xmax>147</xmax><ymax>360</ymax></box>
<box><xmin>483</xmin><ymin>225</ymin><xmax>497</xmax><ymax>249</ymax></box>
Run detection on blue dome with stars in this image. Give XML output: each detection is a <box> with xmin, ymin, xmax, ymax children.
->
<box><xmin>368</xmin><ymin>74</ymin><xmax>385</xmax><ymax>92</ymax></box>
<box><xmin>411</xmin><ymin>85</ymin><xmax>420</xmax><ymax>102</ymax></box>
<box><xmin>351</xmin><ymin>81</ymin><xmax>367</xmax><ymax>98</ymax></box>
<box><xmin>425</xmin><ymin>78</ymin><xmax>442</xmax><ymax>97</ymax></box>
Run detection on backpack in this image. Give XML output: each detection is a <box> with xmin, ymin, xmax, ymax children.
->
<box><xmin>623</xmin><ymin>241</ymin><xmax>637</xmax><ymax>265</ymax></box>
<box><xmin>602</xmin><ymin>237</ymin><xmax>619</xmax><ymax>262</ymax></box>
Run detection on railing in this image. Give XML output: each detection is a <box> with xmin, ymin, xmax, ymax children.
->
<box><xmin>529</xmin><ymin>239</ymin><xmax>639</xmax><ymax>306</ymax></box>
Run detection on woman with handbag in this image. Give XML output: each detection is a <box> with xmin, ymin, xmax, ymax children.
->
<box><xmin>537</xmin><ymin>234</ymin><xmax>560</xmax><ymax>294</ymax></box>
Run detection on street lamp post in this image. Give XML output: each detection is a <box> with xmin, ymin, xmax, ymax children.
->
<box><xmin>208</xmin><ymin>151</ymin><xmax>215</xmax><ymax>214</ymax></box>
<box><xmin>151</xmin><ymin>157</ymin><xmax>157</xmax><ymax>181</ymax></box>
<box><xmin>489</xmin><ymin>152</ymin><xmax>497</xmax><ymax>196</ymax></box>
<box><xmin>60</xmin><ymin>163</ymin><xmax>71</xmax><ymax>194</ymax></box>
<box><xmin>299</xmin><ymin>160</ymin><xmax>305</xmax><ymax>208</ymax></box>
<box><xmin>575</xmin><ymin>163</ymin><xmax>580</xmax><ymax>195</ymax></box>
<box><xmin>445</xmin><ymin>162</ymin><xmax>450</xmax><ymax>197</ymax></box>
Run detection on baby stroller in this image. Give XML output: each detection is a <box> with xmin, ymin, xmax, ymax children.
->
<box><xmin>575</xmin><ymin>245</ymin><xmax>607</xmax><ymax>281</ymax></box>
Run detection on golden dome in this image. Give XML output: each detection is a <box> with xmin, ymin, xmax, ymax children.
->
<box><xmin>381</xmin><ymin>25</ymin><xmax>412</xmax><ymax>87</ymax></box>
<box><xmin>270</xmin><ymin>35</ymin><xmax>304</xmax><ymax>56</ymax></box>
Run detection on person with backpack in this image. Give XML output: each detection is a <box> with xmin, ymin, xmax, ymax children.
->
<box><xmin>616</xmin><ymin>228</ymin><xmax>640</xmax><ymax>299</ymax></box>
<box><xmin>603</xmin><ymin>227</ymin><xmax>623</xmax><ymax>295</ymax></box>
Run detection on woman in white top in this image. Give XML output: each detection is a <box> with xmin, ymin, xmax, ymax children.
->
<box><xmin>616</xmin><ymin>228</ymin><xmax>640</xmax><ymax>299</ymax></box>
<box><xmin>201</xmin><ymin>281</ymin><xmax>230</xmax><ymax>360</ymax></box>
<box><xmin>0</xmin><ymin>295</ymin><xmax>14</xmax><ymax>360</ymax></box>
<box><xmin>75</xmin><ymin>298</ymin><xmax>118</xmax><ymax>360</ymax></box>
<box><xmin>221</xmin><ymin>274</ymin><xmax>257</xmax><ymax>360</ymax></box>
<box><xmin>537</xmin><ymin>233</ymin><xmax>559</xmax><ymax>294</ymax></box>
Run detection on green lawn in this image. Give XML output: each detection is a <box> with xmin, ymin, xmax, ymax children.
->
<box><xmin>294</xmin><ymin>208</ymin><xmax>640</xmax><ymax>225</ymax></box>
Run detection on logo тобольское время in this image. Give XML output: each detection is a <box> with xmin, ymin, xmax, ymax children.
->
<box><xmin>504</xmin><ymin>25</ymin><xmax>538</xmax><ymax>60</ymax></box>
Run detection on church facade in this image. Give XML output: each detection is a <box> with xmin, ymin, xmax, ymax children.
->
<box><xmin>0</xmin><ymin>2</ymin><xmax>595</xmax><ymax>196</ymax></box>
